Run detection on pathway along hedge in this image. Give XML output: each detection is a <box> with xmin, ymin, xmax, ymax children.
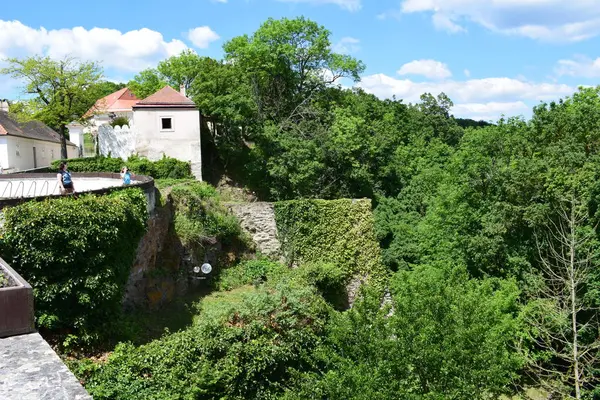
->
<box><xmin>0</xmin><ymin>189</ymin><xmax>148</xmax><ymax>346</ymax></box>
<box><xmin>50</xmin><ymin>155</ymin><xmax>192</xmax><ymax>179</ymax></box>
<box><xmin>274</xmin><ymin>199</ymin><xmax>387</xmax><ymax>289</ymax></box>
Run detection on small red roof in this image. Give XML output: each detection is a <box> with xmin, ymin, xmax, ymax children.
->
<box><xmin>84</xmin><ymin>87</ymin><xmax>139</xmax><ymax>118</ymax></box>
<box><xmin>133</xmin><ymin>86</ymin><xmax>197</xmax><ymax>109</ymax></box>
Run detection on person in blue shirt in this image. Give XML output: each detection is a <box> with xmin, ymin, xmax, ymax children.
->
<box><xmin>120</xmin><ymin>166</ymin><xmax>132</xmax><ymax>185</ymax></box>
<box><xmin>57</xmin><ymin>162</ymin><xmax>74</xmax><ymax>194</ymax></box>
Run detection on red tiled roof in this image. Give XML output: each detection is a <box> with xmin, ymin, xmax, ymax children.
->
<box><xmin>84</xmin><ymin>87</ymin><xmax>139</xmax><ymax>118</ymax></box>
<box><xmin>133</xmin><ymin>86</ymin><xmax>197</xmax><ymax>109</ymax></box>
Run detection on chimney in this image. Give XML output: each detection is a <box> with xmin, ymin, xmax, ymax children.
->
<box><xmin>179</xmin><ymin>84</ymin><xmax>186</xmax><ymax>98</ymax></box>
<box><xmin>0</xmin><ymin>99</ymin><xmax>8</xmax><ymax>113</ymax></box>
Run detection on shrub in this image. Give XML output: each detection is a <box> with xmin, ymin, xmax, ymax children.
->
<box><xmin>50</xmin><ymin>155</ymin><xmax>192</xmax><ymax>179</ymax></box>
<box><xmin>170</xmin><ymin>182</ymin><xmax>243</xmax><ymax>246</ymax></box>
<box><xmin>109</xmin><ymin>116</ymin><xmax>130</xmax><ymax>128</ymax></box>
<box><xmin>0</xmin><ymin>189</ymin><xmax>148</xmax><ymax>346</ymax></box>
<box><xmin>153</xmin><ymin>178</ymin><xmax>196</xmax><ymax>190</ymax></box>
<box><xmin>216</xmin><ymin>258</ymin><xmax>288</xmax><ymax>291</ymax></box>
<box><xmin>85</xmin><ymin>277</ymin><xmax>331</xmax><ymax>399</ymax></box>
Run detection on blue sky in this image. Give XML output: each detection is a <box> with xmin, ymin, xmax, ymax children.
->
<box><xmin>2</xmin><ymin>0</ymin><xmax>600</xmax><ymax>121</ymax></box>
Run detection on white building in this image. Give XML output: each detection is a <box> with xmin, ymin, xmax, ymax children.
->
<box><xmin>70</xmin><ymin>86</ymin><xmax>202</xmax><ymax>180</ymax></box>
<box><xmin>68</xmin><ymin>87</ymin><xmax>139</xmax><ymax>156</ymax></box>
<box><xmin>0</xmin><ymin>101</ymin><xmax>78</xmax><ymax>173</ymax></box>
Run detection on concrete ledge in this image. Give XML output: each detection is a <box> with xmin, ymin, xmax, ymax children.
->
<box><xmin>0</xmin><ymin>257</ymin><xmax>34</xmax><ymax>338</ymax></box>
<box><xmin>0</xmin><ymin>332</ymin><xmax>91</xmax><ymax>399</ymax></box>
<box><xmin>0</xmin><ymin>172</ymin><xmax>155</xmax><ymax>212</ymax></box>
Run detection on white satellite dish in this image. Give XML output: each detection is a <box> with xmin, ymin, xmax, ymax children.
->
<box><xmin>201</xmin><ymin>263</ymin><xmax>212</xmax><ymax>274</ymax></box>
<box><xmin>193</xmin><ymin>266</ymin><xmax>200</xmax><ymax>274</ymax></box>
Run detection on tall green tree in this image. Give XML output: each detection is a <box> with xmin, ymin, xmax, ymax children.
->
<box><xmin>223</xmin><ymin>16</ymin><xmax>365</xmax><ymax>122</ymax></box>
<box><xmin>127</xmin><ymin>68</ymin><xmax>167</xmax><ymax>99</ymax></box>
<box><xmin>1</xmin><ymin>56</ymin><xmax>103</xmax><ymax>158</ymax></box>
<box><xmin>156</xmin><ymin>49</ymin><xmax>205</xmax><ymax>93</ymax></box>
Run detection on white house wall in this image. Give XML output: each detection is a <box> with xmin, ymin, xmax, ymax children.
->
<box><xmin>0</xmin><ymin>137</ymin><xmax>8</xmax><ymax>170</ymax></box>
<box><xmin>3</xmin><ymin>136</ymin><xmax>77</xmax><ymax>171</ymax></box>
<box><xmin>133</xmin><ymin>108</ymin><xmax>202</xmax><ymax>179</ymax></box>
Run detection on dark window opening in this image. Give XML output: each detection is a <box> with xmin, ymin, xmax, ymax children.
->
<box><xmin>161</xmin><ymin>118</ymin><xmax>172</xmax><ymax>130</ymax></box>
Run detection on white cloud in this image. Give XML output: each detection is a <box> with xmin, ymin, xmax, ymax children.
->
<box><xmin>432</xmin><ymin>13</ymin><xmax>466</xmax><ymax>33</ymax></box>
<box><xmin>399</xmin><ymin>0</ymin><xmax>600</xmax><ymax>42</ymax></box>
<box><xmin>187</xmin><ymin>26</ymin><xmax>220</xmax><ymax>49</ymax></box>
<box><xmin>452</xmin><ymin>101</ymin><xmax>530</xmax><ymax>121</ymax></box>
<box><xmin>397</xmin><ymin>59</ymin><xmax>452</xmax><ymax>80</ymax></box>
<box><xmin>464</xmin><ymin>69</ymin><xmax>471</xmax><ymax>78</ymax></box>
<box><xmin>332</xmin><ymin>37</ymin><xmax>360</xmax><ymax>54</ymax></box>
<box><xmin>555</xmin><ymin>55</ymin><xmax>600</xmax><ymax>77</ymax></box>
<box><xmin>0</xmin><ymin>20</ymin><xmax>194</xmax><ymax>72</ymax></box>
<box><xmin>357</xmin><ymin>73</ymin><xmax>575</xmax><ymax>120</ymax></box>
<box><xmin>275</xmin><ymin>0</ymin><xmax>361</xmax><ymax>11</ymax></box>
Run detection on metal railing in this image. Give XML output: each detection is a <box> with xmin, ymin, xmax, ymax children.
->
<box><xmin>0</xmin><ymin>180</ymin><xmax>59</xmax><ymax>199</ymax></box>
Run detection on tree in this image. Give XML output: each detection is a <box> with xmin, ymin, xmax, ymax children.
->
<box><xmin>285</xmin><ymin>265</ymin><xmax>523</xmax><ymax>399</ymax></box>
<box><xmin>223</xmin><ymin>17</ymin><xmax>365</xmax><ymax>122</ymax></box>
<box><xmin>127</xmin><ymin>68</ymin><xmax>167</xmax><ymax>99</ymax></box>
<box><xmin>523</xmin><ymin>195</ymin><xmax>600</xmax><ymax>398</ymax></box>
<box><xmin>156</xmin><ymin>49</ymin><xmax>204</xmax><ymax>93</ymax></box>
<box><xmin>1</xmin><ymin>56</ymin><xmax>103</xmax><ymax>158</ymax></box>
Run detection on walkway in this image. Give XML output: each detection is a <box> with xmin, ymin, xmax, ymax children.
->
<box><xmin>0</xmin><ymin>332</ymin><xmax>91</xmax><ymax>399</ymax></box>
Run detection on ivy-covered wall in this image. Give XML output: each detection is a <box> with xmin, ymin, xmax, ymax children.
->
<box><xmin>274</xmin><ymin>199</ymin><xmax>388</xmax><ymax>297</ymax></box>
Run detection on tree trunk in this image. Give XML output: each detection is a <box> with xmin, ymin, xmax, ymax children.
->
<box><xmin>569</xmin><ymin>204</ymin><xmax>581</xmax><ymax>400</ymax></box>
<box><xmin>59</xmin><ymin>124</ymin><xmax>68</xmax><ymax>159</ymax></box>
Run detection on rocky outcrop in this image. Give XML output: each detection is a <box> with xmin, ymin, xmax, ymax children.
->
<box><xmin>226</xmin><ymin>202</ymin><xmax>283</xmax><ymax>261</ymax></box>
<box><xmin>123</xmin><ymin>202</ymin><xmax>187</xmax><ymax>309</ymax></box>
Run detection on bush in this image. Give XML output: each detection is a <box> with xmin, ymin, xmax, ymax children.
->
<box><xmin>0</xmin><ymin>189</ymin><xmax>148</xmax><ymax>346</ymax></box>
<box><xmin>109</xmin><ymin>116</ymin><xmax>130</xmax><ymax>128</ymax></box>
<box><xmin>170</xmin><ymin>182</ymin><xmax>243</xmax><ymax>246</ymax></box>
<box><xmin>85</xmin><ymin>277</ymin><xmax>331</xmax><ymax>399</ymax></box>
<box><xmin>216</xmin><ymin>258</ymin><xmax>288</xmax><ymax>291</ymax></box>
<box><xmin>50</xmin><ymin>155</ymin><xmax>192</xmax><ymax>179</ymax></box>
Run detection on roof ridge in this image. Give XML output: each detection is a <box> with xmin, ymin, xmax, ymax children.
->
<box><xmin>136</xmin><ymin>85</ymin><xmax>196</xmax><ymax>106</ymax></box>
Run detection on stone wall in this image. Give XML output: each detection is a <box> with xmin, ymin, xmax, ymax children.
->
<box><xmin>226</xmin><ymin>202</ymin><xmax>283</xmax><ymax>261</ymax></box>
<box><xmin>123</xmin><ymin>201</ymin><xmax>186</xmax><ymax>309</ymax></box>
<box><xmin>98</xmin><ymin>124</ymin><xmax>136</xmax><ymax>160</ymax></box>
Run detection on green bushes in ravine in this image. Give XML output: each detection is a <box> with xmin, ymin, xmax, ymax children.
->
<box><xmin>84</xmin><ymin>264</ymin><xmax>331</xmax><ymax>400</ymax></box>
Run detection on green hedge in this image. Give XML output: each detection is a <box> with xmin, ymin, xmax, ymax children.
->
<box><xmin>50</xmin><ymin>155</ymin><xmax>192</xmax><ymax>179</ymax></box>
<box><xmin>0</xmin><ymin>189</ymin><xmax>148</xmax><ymax>346</ymax></box>
<box><xmin>274</xmin><ymin>199</ymin><xmax>388</xmax><ymax>289</ymax></box>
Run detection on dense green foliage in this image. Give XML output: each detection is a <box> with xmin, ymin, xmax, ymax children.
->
<box><xmin>82</xmin><ymin>258</ymin><xmax>522</xmax><ymax>400</ymax></box>
<box><xmin>284</xmin><ymin>265</ymin><xmax>522</xmax><ymax>400</ymax></box>
<box><xmin>50</xmin><ymin>155</ymin><xmax>192</xmax><ymax>179</ymax></box>
<box><xmin>0</xmin><ymin>189</ymin><xmax>147</xmax><ymax>346</ymax></box>
<box><xmin>274</xmin><ymin>199</ymin><xmax>387</xmax><ymax>290</ymax></box>
<box><xmin>169</xmin><ymin>181</ymin><xmax>245</xmax><ymax>248</ymax></box>
<box><xmin>84</xmin><ymin>264</ymin><xmax>331</xmax><ymax>400</ymax></box>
